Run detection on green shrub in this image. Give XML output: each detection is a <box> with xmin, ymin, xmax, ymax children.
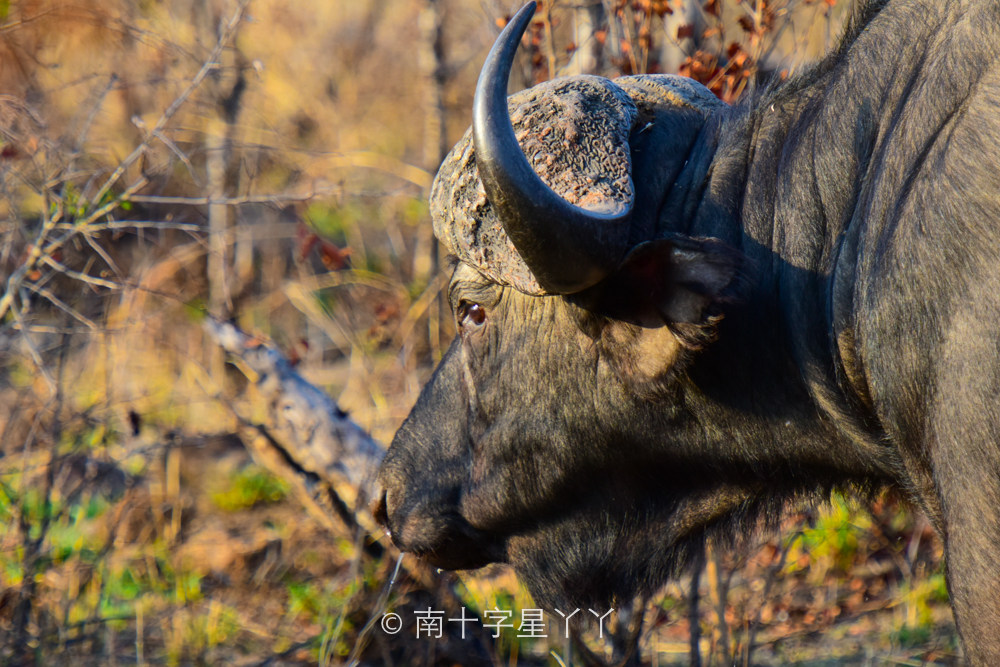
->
<box><xmin>212</xmin><ymin>466</ymin><xmax>289</xmax><ymax>512</ymax></box>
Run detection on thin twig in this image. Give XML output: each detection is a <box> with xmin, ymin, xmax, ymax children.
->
<box><xmin>81</xmin><ymin>233</ymin><xmax>126</xmax><ymax>284</ymax></box>
<box><xmin>54</xmin><ymin>220</ymin><xmax>203</xmax><ymax>232</ymax></box>
<box><xmin>151</xmin><ymin>128</ymin><xmax>204</xmax><ymax>186</ymax></box>
<box><xmin>21</xmin><ymin>282</ymin><xmax>98</xmax><ymax>329</ymax></box>
<box><xmin>689</xmin><ymin>546</ymin><xmax>705</xmax><ymax>667</ymax></box>
<box><xmin>126</xmin><ymin>191</ymin><xmax>323</xmax><ymax>206</ymax></box>
<box><xmin>74</xmin><ymin>74</ymin><xmax>119</xmax><ymax>153</ymax></box>
<box><xmin>343</xmin><ymin>556</ymin><xmax>405</xmax><ymax>667</ymax></box>
<box><xmin>0</xmin><ymin>192</ymin><xmax>56</xmax><ymax>321</ymax></box>
<box><xmin>541</xmin><ymin>1</ymin><xmax>559</xmax><ymax>80</ymax></box>
<box><xmin>9</xmin><ymin>304</ymin><xmax>57</xmax><ymax>392</ymax></box>
<box><xmin>11</xmin><ymin>323</ymin><xmax>114</xmax><ymax>335</ymax></box>
<box><xmin>388</xmin><ymin>271</ymin><xmax>448</xmax><ymax>351</ymax></box>
<box><xmin>77</xmin><ymin>176</ymin><xmax>149</xmax><ymax>229</ymax></box>
<box><xmin>618</xmin><ymin>4</ymin><xmax>640</xmax><ymax>75</ymax></box>
<box><xmin>40</xmin><ymin>254</ymin><xmax>120</xmax><ymax>290</ymax></box>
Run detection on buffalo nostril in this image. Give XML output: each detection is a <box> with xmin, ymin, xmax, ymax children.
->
<box><xmin>370</xmin><ymin>481</ymin><xmax>389</xmax><ymax>530</ymax></box>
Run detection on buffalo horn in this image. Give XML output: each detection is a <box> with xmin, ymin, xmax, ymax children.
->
<box><xmin>473</xmin><ymin>1</ymin><xmax>633</xmax><ymax>294</ymax></box>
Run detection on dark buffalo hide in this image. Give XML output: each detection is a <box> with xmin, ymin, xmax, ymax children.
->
<box><xmin>373</xmin><ymin>1</ymin><xmax>1000</xmax><ymax>663</ymax></box>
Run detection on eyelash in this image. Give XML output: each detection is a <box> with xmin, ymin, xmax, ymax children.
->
<box><xmin>458</xmin><ymin>301</ymin><xmax>487</xmax><ymax>328</ymax></box>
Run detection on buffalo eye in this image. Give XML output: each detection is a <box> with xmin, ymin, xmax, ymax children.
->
<box><xmin>458</xmin><ymin>301</ymin><xmax>487</xmax><ymax>328</ymax></box>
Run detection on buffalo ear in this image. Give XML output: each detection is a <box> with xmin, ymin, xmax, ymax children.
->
<box><xmin>580</xmin><ymin>235</ymin><xmax>744</xmax><ymax>392</ymax></box>
<box><xmin>579</xmin><ymin>234</ymin><xmax>745</xmax><ymax>329</ymax></box>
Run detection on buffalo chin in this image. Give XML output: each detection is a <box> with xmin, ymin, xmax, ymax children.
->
<box><xmin>504</xmin><ymin>518</ymin><xmax>698</xmax><ymax>611</ymax></box>
<box><xmin>415</xmin><ymin>537</ymin><xmax>508</xmax><ymax>571</ymax></box>
<box><xmin>502</xmin><ymin>488</ymin><xmax>789</xmax><ymax>610</ymax></box>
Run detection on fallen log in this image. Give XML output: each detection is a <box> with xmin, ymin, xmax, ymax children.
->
<box><xmin>204</xmin><ymin>318</ymin><xmax>500</xmax><ymax>666</ymax></box>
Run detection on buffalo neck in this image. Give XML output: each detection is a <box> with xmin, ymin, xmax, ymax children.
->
<box><xmin>660</xmin><ymin>64</ymin><xmax>908</xmax><ymax>489</ymax></box>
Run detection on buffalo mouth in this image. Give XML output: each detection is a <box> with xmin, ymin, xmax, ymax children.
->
<box><xmin>408</xmin><ymin>527</ymin><xmax>507</xmax><ymax>571</ymax></box>
<box><xmin>371</xmin><ymin>486</ymin><xmax>507</xmax><ymax>570</ymax></box>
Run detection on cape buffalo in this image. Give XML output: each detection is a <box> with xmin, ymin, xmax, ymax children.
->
<box><xmin>372</xmin><ymin>1</ymin><xmax>1000</xmax><ymax>662</ymax></box>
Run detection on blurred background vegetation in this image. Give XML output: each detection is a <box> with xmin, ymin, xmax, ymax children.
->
<box><xmin>0</xmin><ymin>0</ymin><xmax>962</xmax><ymax>664</ymax></box>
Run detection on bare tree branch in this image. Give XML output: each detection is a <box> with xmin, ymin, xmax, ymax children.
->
<box><xmin>88</xmin><ymin>0</ymin><xmax>251</xmax><ymax>209</ymax></box>
<box><xmin>40</xmin><ymin>254</ymin><xmax>120</xmax><ymax>290</ymax></box>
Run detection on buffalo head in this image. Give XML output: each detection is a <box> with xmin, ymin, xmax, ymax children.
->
<box><xmin>373</xmin><ymin>2</ymin><xmax>753</xmax><ymax>609</ymax></box>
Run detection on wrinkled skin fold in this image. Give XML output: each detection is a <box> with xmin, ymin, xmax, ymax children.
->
<box><xmin>373</xmin><ymin>1</ymin><xmax>1000</xmax><ymax>664</ymax></box>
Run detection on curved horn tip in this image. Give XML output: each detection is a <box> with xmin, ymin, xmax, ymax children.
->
<box><xmin>473</xmin><ymin>0</ymin><xmax>632</xmax><ymax>294</ymax></box>
<box><xmin>511</xmin><ymin>2</ymin><xmax>537</xmax><ymax>24</ymax></box>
